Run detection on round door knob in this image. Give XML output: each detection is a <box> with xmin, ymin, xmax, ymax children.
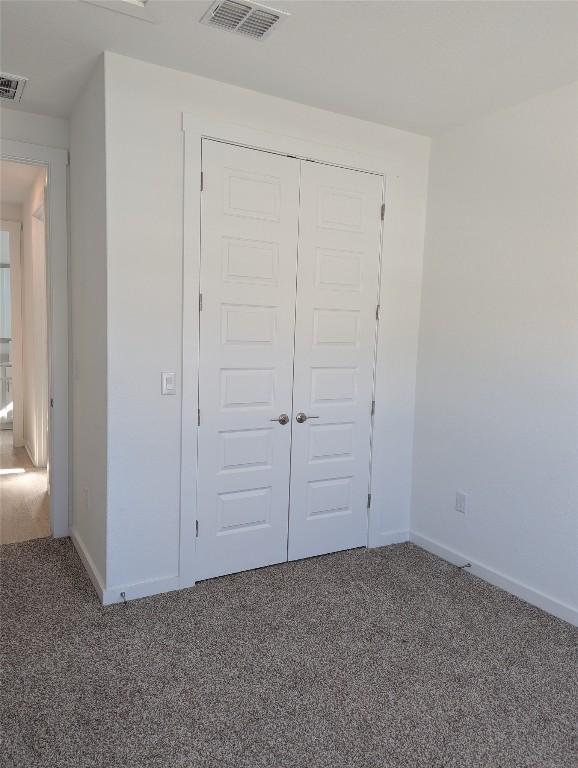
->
<box><xmin>274</xmin><ymin>413</ymin><xmax>289</xmax><ymax>425</ymax></box>
<box><xmin>296</xmin><ymin>412</ymin><xmax>307</xmax><ymax>423</ymax></box>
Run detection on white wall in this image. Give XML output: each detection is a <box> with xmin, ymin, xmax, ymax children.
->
<box><xmin>21</xmin><ymin>168</ymin><xmax>48</xmax><ymax>466</ymax></box>
<box><xmin>102</xmin><ymin>52</ymin><xmax>430</xmax><ymax>594</ymax></box>
<box><xmin>69</xmin><ymin>57</ymin><xmax>108</xmax><ymax>587</ymax></box>
<box><xmin>0</xmin><ymin>107</ymin><xmax>68</xmax><ymax>150</ymax></box>
<box><xmin>411</xmin><ymin>82</ymin><xmax>578</xmax><ymax>624</ymax></box>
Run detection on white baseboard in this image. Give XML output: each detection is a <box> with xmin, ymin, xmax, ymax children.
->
<box><xmin>369</xmin><ymin>529</ymin><xmax>410</xmax><ymax>548</ymax></box>
<box><xmin>24</xmin><ymin>440</ymin><xmax>35</xmax><ymax>466</ymax></box>
<box><xmin>108</xmin><ymin>533</ymin><xmax>408</xmax><ymax>603</ymax></box>
<box><xmin>73</xmin><ymin>523</ymin><xmax>576</xmax><ymax>624</ymax></box>
<box><xmin>410</xmin><ymin>531</ymin><xmax>578</xmax><ymax>627</ymax></box>
<box><xmin>70</xmin><ymin>528</ymin><xmax>105</xmax><ymax>602</ymax></box>
<box><xmin>101</xmin><ymin>573</ymin><xmax>196</xmax><ymax>606</ymax></box>
<box><xmin>71</xmin><ymin>526</ymin><xmax>196</xmax><ymax>604</ymax></box>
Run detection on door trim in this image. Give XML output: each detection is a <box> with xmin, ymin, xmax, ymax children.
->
<box><xmin>0</xmin><ymin>140</ymin><xmax>69</xmax><ymax>538</ymax></box>
<box><xmin>0</xmin><ymin>220</ymin><xmax>21</xmax><ymax>440</ymax></box>
<box><xmin>182</xmin><ymin>115</ymin><xmax>390</xmax><ymax>584</ymax></box>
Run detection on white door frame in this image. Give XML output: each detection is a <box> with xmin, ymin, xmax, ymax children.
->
<box><xmin>0</xmin><ymin>220</ymin><xmax>22</xmax><ymax>440</ymax></box>
<box><xmin>181</xmin><ymin>114</ymin><xmax>391</xmax><ymax>585</ymax></box>
<box><xmin>0</xmin><ymin>139</ymin><xmax>69</xmax><ymax>538</ymax></box>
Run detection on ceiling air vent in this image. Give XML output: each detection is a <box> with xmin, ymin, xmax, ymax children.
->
<box><xmin>200</xmin><ymin>0</ymin><xmax>289</xmax><ymax>40</ymax></box>
<box><xmin>0</xmin><ymin>73</ymin><xmax>27</xmax><ymax>102</ymax></box>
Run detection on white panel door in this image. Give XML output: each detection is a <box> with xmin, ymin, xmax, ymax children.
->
<box><xmin>288</xmin><ymin>161</ymin><xmax>383</xmax><ymax>561</ymax></box>
<box><xmin>196</xmin><ymin>140</ymin><xmax>299</xmax><ymax>580</ymax></box>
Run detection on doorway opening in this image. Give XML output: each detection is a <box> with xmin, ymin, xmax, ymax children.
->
<box><xmin>0</xmin><ymin>159</ymin><xmax>50</xmax><ymax>544</ymax></box>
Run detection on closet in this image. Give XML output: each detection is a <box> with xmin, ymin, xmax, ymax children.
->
<box><xmin>196</xmin><ymin>139</ymin><xmax>383</xmax><ymax>581</ymax></box>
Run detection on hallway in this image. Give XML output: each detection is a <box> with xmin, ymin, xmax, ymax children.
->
<box><xmin>0</xmin><ymin>430</ymin><xmax>49</xmax><ymax>544</ymax></box>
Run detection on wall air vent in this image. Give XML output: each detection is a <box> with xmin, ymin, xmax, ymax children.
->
<box><xmin>0</xmin><ymin>73</ymin><xmax>27</xmax><ymax>102</ymax></box>
<box><xmin>200</xmin><ymin>0</ymin><xmax>289</xmax><ymax>40</ymax></box>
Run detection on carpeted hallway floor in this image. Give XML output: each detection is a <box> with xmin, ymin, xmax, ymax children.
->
<box><xmin>1</xmin><ymin>538</ymin><xmax>577</xmax><ymax>768</ymax></box>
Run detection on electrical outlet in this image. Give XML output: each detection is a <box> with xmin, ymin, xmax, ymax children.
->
<box><xmin>455</xmin><ymin>491</ymin><xmax>467</xmax><ymax>515</ymax></box>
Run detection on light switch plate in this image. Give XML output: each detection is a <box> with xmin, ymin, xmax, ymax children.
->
<box><xmin>161</xmin><ymin>372</ymin><xmax>177</xmax><ymax>395</ymax></box>
<box><xmin>455</xmin><ymin>491</ymin><xmax>467</xmax><ymax>514</ymax></box>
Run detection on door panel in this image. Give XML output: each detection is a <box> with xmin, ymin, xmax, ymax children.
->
<box><xmin>196</xmin><ymin>140</ymin><xmax>299</xmax><ymax>580</ymax></box>
<box><xmin>288</xmin><ymin>161</ymin><xmax>383</xmax><ymax>561</ymax></box>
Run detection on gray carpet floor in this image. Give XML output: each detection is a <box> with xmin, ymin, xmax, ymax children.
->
<box><xmin>1</xmin><ymin>538</ymin><xmax>577</xmax><ymax>768</ymax></box>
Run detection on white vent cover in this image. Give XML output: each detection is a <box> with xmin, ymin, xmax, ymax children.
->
<box><xmin>0</xmin><ymin>73</ymin><xmax>27</xmax><ymax>102</ymax></box>
<box><xmin>200</xmin><ymin>0</ymin><xmax>289</xmax><ymax>40</ymax></box>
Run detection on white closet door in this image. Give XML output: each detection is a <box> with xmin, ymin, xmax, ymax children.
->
<box><xmin>196</xmin><ymin>140</ymin><xmax>299</xmax><ymax>580</ymax></box>
<box><xmin>288</xmin><ymin>161</ymin><xmax>383</xmax><ymax>561</ymax></box>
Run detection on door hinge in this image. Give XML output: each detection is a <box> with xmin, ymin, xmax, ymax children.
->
<box><xmin>376</xmin><ymin>304</ymin><xmax>380</xmax><ymax>320</ymax></box>
<box><xmin>195</xmin><ymin>520</ymin><xmax>199</xmax><ymax>538</ymax></box>
<box><xmin>199</xmin><ymin>293</ymin><xmax>203</xmax><ymax>311</ymax></box>
<box><xmin>371</xmin><ymin>400</ymin><xmax>375</xmax><ymax>416</ymax></box>
<box><xmin>200</xmin><ymin>171</ymin><xmax>204</xmax><ymax>191</ymax></box>
<box><xmin>367</xmin><ymin>493</ymin><xmax>372</xmax><ymax>508</ymax></box>
<box><xmin>50</xmin><ymin>397</ymin><xmax>54</xmax><ymax>408</ymax></box>
<box><xmin>197</xmin><ymin>408</ymin><xmax>201</xmax><ymax>426</ymax></box>
<box><xmin>380</xmin><ymin>202</ymin><xmax>385</xmax><ymax>221</ymax></box>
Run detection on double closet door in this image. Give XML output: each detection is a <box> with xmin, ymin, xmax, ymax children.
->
<box><xmin>196</xmin><ymin>139</ymin><xmax>383</xmax><ymax>581</ymax></box>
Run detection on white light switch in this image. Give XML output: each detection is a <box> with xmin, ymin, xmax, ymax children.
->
<box><xmin>161</xmin><ymin>372</ymin><xmax>177</xmax><ymax>395</ymax></box>
<box><xmin>455</xmin><ymin>491</ymin><xmax>467</xmax><ymax>515</ymax></box>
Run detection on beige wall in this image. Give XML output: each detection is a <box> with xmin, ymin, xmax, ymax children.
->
<box><xmin>0</xmin><ymin>202</ymin><xmax>22</xmax><ymax>221</ymax></box>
